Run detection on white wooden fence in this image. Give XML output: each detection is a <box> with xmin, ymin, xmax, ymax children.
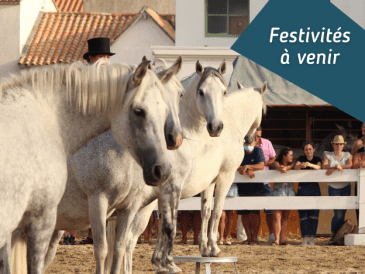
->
<box><xmin>177</xmin><ymin>169</ymin><xmax>365</xmax><ymax>240</ymax></box>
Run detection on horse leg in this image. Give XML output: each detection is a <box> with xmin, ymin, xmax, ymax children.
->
<box><xmin>0</xmin><ymin>236</ymin><xmax>11</xmax><ymax>274</ymax></box>
<box><xmin>44</xmin><ymin>230</ymin><xmax>64</xmax><ymax>270</ymax></box>
<box><xmin>156</xmin><ymin>184</ymin><xmax>182</xmax><ymax>273</ymax></box>
<box><xmin>26</xmin><ymin>207</ymin><xmax>57</xmax><ymax>274</ymax></box>
<box><xmin>88</xmin><ymin>194</ymin><xmax>109</xmax><ymax>274</ymax></box>
<box><xmin>207</xmin><ymin>174</ymin><xmax>235</xmax><ymax>257</ymax></box>
<box><xmin>199</xmin><ymin>183</ymin><xmax>216</xmax><ymax>257</ymax></box>
<box><xmin>124</xmin><ymin>201</ymin><xmax>157</xmax><ymax>274</ymax></box>
<box><xmin>109</xmin><ymin>204</ymin><xmax>142</xmax><ymax>274</ymax></box>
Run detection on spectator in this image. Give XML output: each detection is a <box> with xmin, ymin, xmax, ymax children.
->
<box><xmin>142</xmin><ymin>210</ymin><xmax>159</xmax><ymax>245</ymax></box>
<box><xmin>237</xmin><ymin>137</ymin><xmax>265</xmax><ymax>245</ymax></box>
<box><xmin>62</xmin><ymin>230</ymin><xmax>76</xmax><ymax>245</ymax></box>
<box><xmin>179</xmin><ymin>194</ymin><xmax>202</xmax><ymax>245</ymax></box>
<box><xmin>351</xmin><ymin>123</ymin><xmax>365</xmax><ymax>155</ymax></box>
<box><xmin>294</xmin><ymin>141</ymin><xmax>322</xmax><ymax>246</ymax></box>
<box><xmin>322</xmin><ymin>135</ymin><xmax>352</xmax><ymax>240</ymax></box>
<box><xmin>351</xmin><ymin>123</ymin><xmax>365</xmax><ymax>224</ymax></box>
<box><xmin>272</xmin><ymin>147</ymin><xmax>295</xmax><ymax>245</ymax></box>
<box><xmin>218</xmin><ymin>207</ymin><xmax>235</xmax><ymax>245</ymax></box>
<box><xmin>80</xmin><ymin>37</ymin><xmax>115</xmax><ymax>245</ymax></box>
<box><xmin>255</xmin><ymin>126</ymin><xmax>276</xmax><ymax>243</ymax></box>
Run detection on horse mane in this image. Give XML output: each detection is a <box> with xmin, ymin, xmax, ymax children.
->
<box><xmin>197</xmin><ymin>67</ymin><xmax>227</xmax><ymax>90</ymax></box>
<box><xmin>0</xmin><ymin>60</ymin><xmax>165</xmax><ymax>115</ymax></box>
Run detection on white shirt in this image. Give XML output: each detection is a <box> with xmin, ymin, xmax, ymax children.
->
<box><xmin>324</xmin><ymin>151</ymin><xmax>352</xmax><ymax>189</ymax></box>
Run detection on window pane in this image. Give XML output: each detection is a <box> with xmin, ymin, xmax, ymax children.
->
<box><xmin>229</xmin><ymin>0</ymin><xmax>249</xmax><ymax>15</ymax></box>
<box><xmin>229</xmin><ymin>16</ymin><xmax>248</xmax><ymax>35</ymax></box>
<box><xmin>207</xmin><ymin>0</ymin><xmax>227</xmax><ymax>15</ymax></box>
<box><xmin>208</xmin><ymin>16</ymin><xmax>227</xmax><ymax>34</ymax></box>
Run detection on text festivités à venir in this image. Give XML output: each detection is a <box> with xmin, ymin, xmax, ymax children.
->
<box><xmin>270</xmin><ymin>27</ymin><xmax>351</xmax><ymax>65</ymax></box>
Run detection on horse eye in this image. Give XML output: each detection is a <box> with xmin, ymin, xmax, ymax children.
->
<box><xmin>198</xmin><ymin>89</ymin><xmax>204</xmax><ymax>96</ymax></box>
<box><xmin>134</xmin><ymin>108</ymin><xmax>145</xmax><ymax>117</ymax></box>
<box><xmin>180</xmin><ymin>93</ymin><xmax>184</xmax><ymax>98</ymax></box>
<box><xmin>223</xmin><ymin>90</ymin><xmax>227</xmax><ymax>95</ymax></box>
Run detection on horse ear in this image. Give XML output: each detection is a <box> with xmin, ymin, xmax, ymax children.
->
<box><xmin>133</xmin><ymin>60</ymin><xmax>150</xmax><ymax>87</ymax></box>
<box><xmin>142</xmin><ymin>56</ymin><xmax>154</xmax><ymax>71</ymax></box>
<box><xmin>218</xmin><ymin>60</ymin><xmax>226</xmax><ymax>75</ymax></box>
<box><xmin>157</xmin><ymin>56</ymin><xmax>182</xmax><ymax>84</ymax></box>
<box><xmin>336</xmin><ymin>123</ymin><xmax>345</xmax><ymax>131</ymax></box>
<box><xmin>237</xmin><ymin>81</ymin><xmax>243</xmax><ymax>89</ymax></box>
<box><xmin>196</xmin><ymin>60</ymin><xmax>204</xmax><ymax>76</ymax></box>
<box><xmin>261</xmin><ymin>81</ymin><xmax>267</xmax><ymax>94</ymax></box>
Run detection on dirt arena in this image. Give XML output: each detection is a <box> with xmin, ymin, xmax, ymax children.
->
<box><xmin>45</xmin><ymin>230</ymin><xmax>365</xmax><ymax>274</ymax></box>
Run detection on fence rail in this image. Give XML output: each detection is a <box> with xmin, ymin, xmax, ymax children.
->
<box><xmin>177</xmin><ymin>169</ymin><xmax>365</xmax><ymax>234</ymax></box>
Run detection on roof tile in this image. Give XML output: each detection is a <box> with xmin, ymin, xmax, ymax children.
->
<box><xmin>54</xmin><ymin>0</ymin><xmax>83</xmax><ymax>12</ymax></box>
<box><xmin>20</xmin><ymin>10</ymin><xmax>175</xmax><ymax>66</ymax></box>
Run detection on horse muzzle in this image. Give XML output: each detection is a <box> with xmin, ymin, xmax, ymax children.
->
<box><xmin>207</xmin><ymin>121</ymin><xmax>224</xmax><ymax>137</ymax></box>
<box><xmin>143</xmin><ymin>160</ymin><xmax>172</xmax><ymax>186</ymax></box>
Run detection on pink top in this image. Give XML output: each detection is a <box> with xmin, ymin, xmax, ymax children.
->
<box><xmin>259</xmin><ymin>137</ymin><xmax>276</xmax><ymax>171</ymax></box>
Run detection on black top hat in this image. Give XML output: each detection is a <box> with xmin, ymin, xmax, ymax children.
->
<box><xmin>83</xmin><ymin>37</ymin><xmax>115</xmax><ymax>60</ymax></box>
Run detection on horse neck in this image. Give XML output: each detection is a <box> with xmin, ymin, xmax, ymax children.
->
<box><xmin>46</xmin><ymin>92</ymin><xmax>111</xmax><ymax>160</ymax></box>
<box><xmin>179</xmin><ymin>73</ymin><xmax>208</xmax><ymax>139</ymax></box>
<box><xmin>224</xmin><ymin>89</ymin><xmax>263</xmax><ymax>141</ymax></box>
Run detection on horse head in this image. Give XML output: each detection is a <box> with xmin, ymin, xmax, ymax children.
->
<box><xmin>152</xmin><ymin>56</ymin><xmax>184</xmax><ymax>150</ymax></box>
<box><xmin>195</xmin><ymin>60</ymin><xmax>227</xmax><ymax>137</ymax></box>
<box><xmin>110</xmin><ymin>60</ymin><xmax>171</xmax><ymax>186</ymax></box>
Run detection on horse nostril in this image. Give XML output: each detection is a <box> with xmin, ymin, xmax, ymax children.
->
<box><xmin>219</xmin><ymin>123</ymin><xmax>224</xmax><ymax>132</ymax></box>
<box><xmin>153</xmin><ymin>165</ymin><xmax>162</xmax><ymax>180</ymax></box>
<box><xmin>167</xmin><ymin>133</ymin><xmax>174</xmax><ymax>143</ymax></box>
<box><xmin>208</xmin><ymin>123</ymin><xmax>213</xmax><ymax>132</ymax></box>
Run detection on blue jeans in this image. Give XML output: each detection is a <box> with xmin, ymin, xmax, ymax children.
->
<box><xmin>263</xmin><ymin>184</ymin><xmax>273</xmax><ymax>214</ymax></box>
<box><xmin>297</xmin><ymin>183</ymin><xmax>321</xmax><ymax>237</ymax></box>
<box><xmin>328</xmin><ymin>184</ymin><xmax>351</xmax><ymax>234</ymax></box>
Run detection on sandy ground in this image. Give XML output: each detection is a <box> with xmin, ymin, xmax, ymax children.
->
<box><xmin>44</xmin><ymin>230</ymin><xmax>365</xmax><ymax>274</ymax></box>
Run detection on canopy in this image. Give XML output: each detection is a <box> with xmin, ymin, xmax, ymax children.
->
<box><xmin>228</xmin><ymin>55</ymin><xmax>330</xmax><ymax>106</ymax></box>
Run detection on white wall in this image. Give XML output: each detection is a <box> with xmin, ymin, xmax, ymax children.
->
<box><xmin>110</xmin><ymin>15</ymin><xmax>174</xmax><ymax>66</ymax></box>
<box><xmin>84</xmin><ymin>0</ymin><xmax>175</xmax><ymax>14</ymax></box>
<box><xmin>151</xmin><ymin>46</ymin><xmax>238</xmax><ymax>83</ymax></box>
<box><xmin>0</xmin><ymin>5</ymin><xmax>21</xmax><ymax>80</ymax></box>
<box><xmin>20</xmin><ymin>0</ymin><xmax>57</xmax><ymax>55</ymax></box>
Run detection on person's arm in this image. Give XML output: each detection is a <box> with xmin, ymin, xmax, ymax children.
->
<box><xmin>265</xmin><ymin>156</ymin><xmax>276</xmax><ymax>167</ymax></box>
<box><xmin>246</xmin><ymin>161</ymin><xmax>265</xmax><ymax>171</ymax></box>
<box><xmin>282</xmin><ymin>163</ymin><xmax>295</xmax><ymax>172</ymax></box>
<box><xmin>294</xmin><ymin>161</ymin><xmax>302</xmax><ymax>170</ymax></box>
<box><xmin>273</xmin><ymin>161</ymin><xmax>281</xmax><ymax>170</ymax></box>
<box><xmin>321</xmin><ymin>155</ymin><xmax>332</xmax><ymax>170</ymax></box>
<box><xmin>351</xmin><ymin>139</ymin><xmax>363</xmax><ymax>155</ymax></box>
<box><xmin>341</xmin><ymin>156</ymin><xmax>353</xmax><ymax>170</ymax></box>
<box><xmin>311</xmin><ymin>161</ymin><xmax>322</xmax><ymax>170</ymax></box>
<box><xmin>352</xmin><ymin>153</ymin><xmax>364</xmax><ymax>169</ymax></box>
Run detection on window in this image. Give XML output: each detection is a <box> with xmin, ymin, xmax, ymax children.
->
<box><xmin>205</xmin><ymin>0</ymin><xmax>249</xmax><ymax>37</ymax></box>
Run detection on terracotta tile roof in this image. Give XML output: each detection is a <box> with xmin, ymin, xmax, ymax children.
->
<box><xmin>0</xmin><ymin>0</ymin><xmax>21</xmax><ymax>4</ymax></box>
<box><xmin>19</xmin><ymin>8</ymin><xmax>175</xmax><ymax>66</ymax></box>
<box><xmin>53</xmin><ymin>0</ymin><xmax>83</xmax><ymax>12</ymax></box>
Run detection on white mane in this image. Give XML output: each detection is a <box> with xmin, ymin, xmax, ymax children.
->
<box><xmin>0</xmin><ymin>59</ymin><xmax>165</xmax><ymax>115</ymax></box>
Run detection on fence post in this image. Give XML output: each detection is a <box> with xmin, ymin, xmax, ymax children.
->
<box><xmin>358</xmin><ymin>169</ymin><xmax>365</xmax><ymax>234</ymax></box>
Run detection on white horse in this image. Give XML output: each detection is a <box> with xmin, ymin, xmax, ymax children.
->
<box><xmin>118</xmin><ymin>81</ymin><xmax>267</xmax><ymax>274</ymax></box>
<box><xmin>101</xmin><ymin>61</ymin><xmax>231</xmax><ymax>274</ymax></box>
<box><xmin>0</xmin><ymin>59</ymin><xmax>175</xmax><ymax>274</ymax></box>
<box><xmin>34</xmin><ymin>57</ymin><xmax>184</xmax><ymax>274</ymax></box>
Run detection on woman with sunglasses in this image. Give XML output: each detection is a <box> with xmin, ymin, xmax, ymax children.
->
<box><xmin>272</xmin><ymin>147</ymin><xmax>295</xmax><ymax>245</ymax></box>
<box><xmin>322</xmin><ymin>135</ymin><xmax>352</xmax><ymax>240</ymax></box>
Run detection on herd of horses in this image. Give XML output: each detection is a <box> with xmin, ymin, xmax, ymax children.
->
<box><xmin>0</xmin><ymin>56</ymin><xmax>267</xmax><ymax>274</ymax></box>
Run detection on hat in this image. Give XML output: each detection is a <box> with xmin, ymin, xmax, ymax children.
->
<box><xmin>331</xmin><ymin>135</ymin><xmax>346</xmax><ymax>144</ymax></box>
<box><xmin>83</xmin><ymin>37</ymin><xmax>115</xmax><ymax>60</ymax></box>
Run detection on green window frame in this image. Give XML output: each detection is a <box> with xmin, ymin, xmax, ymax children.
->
<box><xmin>205</xmin><ymin>0</ymin><xmax>249</xmax><ymax>37</ymax></box>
